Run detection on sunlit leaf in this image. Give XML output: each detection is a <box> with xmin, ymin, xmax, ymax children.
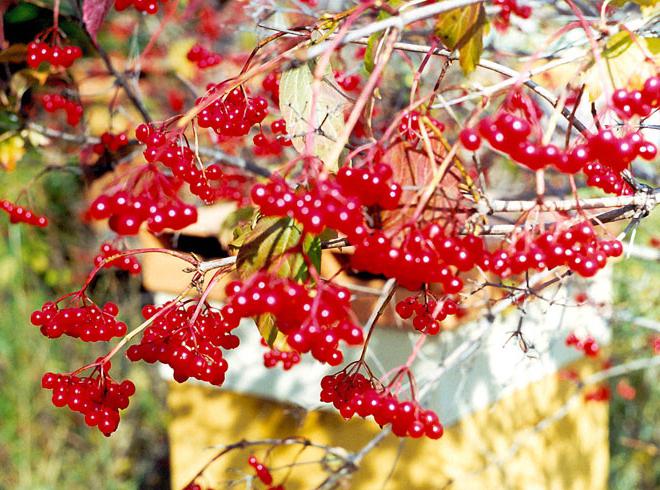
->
<box><xmin>235</xmin><ymin>216</ymin><xmax>303</xmax><ymax>279</ymax></box>
<box><xmin>583</xmin><ymin>34</ymin><xmax>659</xmax><ymax>100</ymax></box>
<box><xmin>279</xmin><ymin>61</ymin><xmax>347</xmax><ymax>171</ymax></box>
<box><xmin>0</xmin><ymin>133</ymin><xmax>25</xmax><ymax>171</ymax></box>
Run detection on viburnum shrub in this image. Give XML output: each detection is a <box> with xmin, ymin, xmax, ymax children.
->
<box><xmin>1</xmin><ymin>0</ymin><xmax>658</xmax><ymax>486</ymax></box>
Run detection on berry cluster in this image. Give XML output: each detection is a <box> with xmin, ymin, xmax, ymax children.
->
<box><xmin>197</xmin><ymin>87</ymin><xmax>269</xmax><ymax>139</ymax></box>
<box><xmin>137</xmin><ymin>124</ymin><xmax>249</xmax><ymax>204</ymax></box>
<box><xmin>42</xmin><ymin>367</ymin><xmax>135</xmax><ymax>436</ymax></box>
<box><xmin>336</xmin><ymin>164</ymin><xmax>402</xmax><ymax>210</ymax></box>
<box><xmin>27</xmin><ymin>41</ymin><xmax>82</xmax><ymax>68</ymax></box>
<box><xmin>93</xmin><ymin>242</ymin><xmax>142</xmax><ymax>275</ymax></box>
<box><xmin>247</xmin><ymin>456</ymin><xmax>275</xmax><ymax>487</ymax></box>
<box><xmin>493</xmin><ymin>0</ymin><xmax>532</xmax><ymax>31</ymax></box>
<box><xmin>261</xmin><ymin>72</ymin><xmax>280</xmax><ymax>104</ymax></box>
<box><xmin>320</xmin><ymin>371</ymin><xmax>444</xmax><ymax>439</ymax></box>
<box><xmin>261</xmin><ymin>339</ymin><xmax>301</xmax><ymax>370</ymax></box>
<box><xmin>42</xmin><ymin>94</ymin><xmax>83</xmax><ymax>126</ymax></box>
<box><xmin>115</xmin><ymin>0</ymin><xmax>167</xmax><ymax>15</ymax></box>
<box><xmin>334</xmin><ymin>70</ymin><xmax>361</xmax><ymax>92</ymax></box>
<box><xmin>225</xmin><ymin>273</ymin><xmax>364</xmax><ymax>365</ymax></box>
<box><xmin>88</xmin><ymin>171</ymin><xmax>197</xmax><ymax>235</ymax></box>
<box><xmin>126</xmin><ymin>301</ymin><xmax>239</xmax><ymax>385</ymax></box>
<box><xmin>186</xmin><ymin>44</ymin><xmax>222</xmax><ymax>69</ymax></box>
<box><xmin>611</xmin><ymin>76</ymin><xmax>659</xmax><ymax>119</ymax></box>
<box><xmin>0</xmin><ymin>200</ymin><xmax>48</xmax><ymax>227</ymax></box>
<box><xmin>485</xmin><ymin>222</ymin><xmax>623</xmax><ymax>278</ymax></box>
<box><xmin>351</xmin><ymin>226</ymin><xmax>471</xmax><ymax>292</ymax></box>
<box><xmin>31</xmin><ymin>298</ymin><xmax>127</xmax><ymax>341</ymax></box>
<box><xmin>565</xmin><ymin>332</ymin><xmax>600</xmax><ymax>357</ymax></box>
<box><xmin>581</xmin><ymin>129</ymin><xmax>655</xmax><ymax>195</ymax></box>
<box><xmin>251</xmin><ymin>163</ymin><xmax>401</xmax><ymax>237</ymax></box>
<box><xmin>398</xmin><ymin>111</ymin><xmax>445</xmax><ymax>143</ymax></box>
<box><xmin>252</xmin><ymin>124</ymin><xmax>291</xmax><ymax>157</ymax></box>
<box><xmin>92</xmin><ymin>132</ymin><xmax>129</xmax><ymax>155</ymax></box>
<box><xmin>395</xmin><ymin>295</ymin><xmax>459</xmax><ymax>335</ymax></box>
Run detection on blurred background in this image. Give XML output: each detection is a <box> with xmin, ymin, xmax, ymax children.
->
<box><xmin>1</xmin><ymin>1</ymin><xmax>659</xmax><ymax>489</ymax></box>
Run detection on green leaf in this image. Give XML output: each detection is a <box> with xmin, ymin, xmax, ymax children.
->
<box><xmin>435</xmin><ymin>4</ymin><xmax>488</xmax><ymax>75</ymax></box>
<box><xmin>236</xmin><ymin>216</ymin><xmax>324</xmax><ymax>346</ymax></box>
<box><xmin>235</xmin><ymin>216</ymin><xmax>303</xmax><ymax>279</ymax></box>
<box><xmin>279</xmin><ymin>61</ymin><xmax>347</xmax><ymax>171</ymax></box>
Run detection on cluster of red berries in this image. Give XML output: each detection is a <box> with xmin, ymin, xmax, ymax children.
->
<box><xmin>584</xmin><ymin>385</ymin><xmax>610</xmax><ymax>402</ymax></box>
<box><xmin>485</xmin><ymin>222</ymin><xmax>623</xmax><ymax>278</ymax></box>
<box><xmin>336</xmin><ymin>163</ymin><xmax>402</xmax><ymax>210</ymax></box>
<box><xmin>115</xmin><ymin>0</ymin><xmax>167</xmax><ymax>15</ymax></box>
<box><xmin>581</xmin><ymin>129</ymin><xmax>655</xmax><ymax>195</ymax></box>
<box><xmin>137</xmin><ymin>123</ymin><xmax>249</xmax><ymax>205</ymax></box>
<box><xmin>320</xmin><ymin>371</ymin><xmax>444</xmax><ymax>439</ymax></box>
<box><xmin>42</xmin><ymin>94</ymin><xmax>83</xmax><ymax>126</ymax></box>
<box><xmin>261</xmin><ymin>72</ymin><xmax>280</xmax><ymax>104</ymax></box>
<box><xmin>247</xmin><ymin>456</ymin><xmax>279</xmax><ymax>487</ymax></box>
<box><xmin>251</xmin><ymin>163</ymin><xmax>400</xmax><ymax>237</ymax></box>
<box><xmin>225</xmin><ymin>273</ymin><xmax>364</xmax><ymax>365</ymax></box>
<box><xmin>93</xmin><ymin>242</ymin><xmax>142</xmax><ymax>275</ymax></box>
<box><xmin>474</xmin><ymin>112</ymin><xmax>578</xmax><ymax>172</ymax></box>
<box><xmin>470</xmin><ymin>112</ymin><xmax>654</xmax><ymax>185</ymax></box>
<box><xmin>126</xmin><ymin>301</ymin><xmax>239</xmax><ymax>385</ymax></box>
<box><xmin>42</xmin><ymin>367</ymin><xmax>135</xmax><ymax>436</ymax></box>
<box><xmin>197</xmin><ymin>87</ymin><xmax>269</xmax><ymax>139</ymax></box>
<box><xmin>334</xmin><ymin>70</ymin><xmax>361</xmax><ymax>92</ymax></box>
<box><xmin>251</xmin><ymin>177</ymin><xmax>365</xmax><ymax>237</ymax></box>
<box><xmin>565</xmin><ymin>332</ymin><xmax>600</xmax><ymax>357</ymax></box>
<box><xmin>398</xmin><ymin>111</ymin><xmax>445</xmax><ymax>142</ymax></box>
<box><xmin>0</xmin><ymin>200</ymin><xmax>48</xmax><ymax>227</ymax></box>
<box><xmin>351</xmin><ymin>227</ymin><xmax>468</xmax><ymax>292</ymax></box>
<box><xmin>31</xmin><ymin>298</ymin><xmax>127</xmax><ymax>341</ymax></box>
<box><xmin>611</xmin><ymin>76</ymin><xmax>659</xmax><ymax>119</ymax></box>
<box><xmin>395</xmin><ymin>296</ymin><xmax>459</xmax><ymax>335</ymax></box>
<box><xmin>92</xmin><ymin>132</ymin><xmax>129</xmax><ymax>155</ymax></box>
<box><xmin>88</xmin><ymin>179</ymin><xmax>198</xmax><ymax>235</ymax></box>
<box><xmin>186</xmin><ymin>44</ymin><xmax>222</xmax><ymax>69</ymax></box>
<box><xmin>252</xmin><ymin>126</ymin><xmax>291</xmax><ymax>157</ymax></box>
<box><xmin>262</xmin><ymin>339</ymin><xmax>301</xmax><ymax>370</ymax></box>
<box><xmin>26</xmin><ymin>41</ymin><xmax>82</xmax><ymax>68</ymax></box>
<box><xmin>493</xmin><ymin>0</ymin><xmax>532</xmax><ymax>31</ymax></box>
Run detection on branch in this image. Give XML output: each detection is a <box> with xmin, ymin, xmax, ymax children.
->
<box><xmin>305</xmin><ymin>0</ymin><xmax>485</xmax><ymax>60</ymax></box>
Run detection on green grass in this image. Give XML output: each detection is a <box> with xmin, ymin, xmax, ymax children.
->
<box><xmin>608</xmin><ymin>212</ymin><xmax>660</xmax><ymax>490</ymax></box>
<box><xmin>0</xmin><ymin>165</ymin><xmax>169</xmax><ymax>490</ymax></box>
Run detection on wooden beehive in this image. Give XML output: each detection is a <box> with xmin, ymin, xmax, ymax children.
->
<box><xmin>135</xmin><ymin>204</ymin><xmax>611</xmax><ymax>490</ymax></box>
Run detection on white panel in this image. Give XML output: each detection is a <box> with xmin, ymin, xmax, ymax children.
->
<box><xmin>156</xmin><ymin>268</ymin><xmax>612</xmax><ymax>427</ymax></box>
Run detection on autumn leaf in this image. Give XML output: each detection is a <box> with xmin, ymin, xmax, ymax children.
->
<box><xmin>235</xmin><ymin>216</ymin><xmax>322</xmax><ymax>346</ymax></box>
<box><xmin>583</xmin><ymin>32</ymin><xmax>659</xmax><ymax>101</ymax></box>
<box><xmin>435</xmin><ymin>4</ymin><xmax>488</xmax><ymax>74</ymax></box>
<box><xmin>82</xmin><ymin>0</ymin><xmax>114</xmax><ymax>41</ymax></box>
<box><xmin>0</xmin><ymin>133</ymin><xmax>25</xmax><ymax>171</ymax></box>
<box><xmin>279</xmin><ymin>61</ymin><xmax>347</xmax><ymax>171</ymax></box>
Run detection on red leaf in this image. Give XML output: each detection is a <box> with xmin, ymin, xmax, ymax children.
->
<box><xmin>83</xmin><ymin>0</ymin><xmax>114</xmax><ymax>41</ymax></box>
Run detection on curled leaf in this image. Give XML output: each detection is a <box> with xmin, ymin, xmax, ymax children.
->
<box><xmin>435</xmin><ymin>4</ymin><xmax>488</xmax><ymax>74</ymax></box>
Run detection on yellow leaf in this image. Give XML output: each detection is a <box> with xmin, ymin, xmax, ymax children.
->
<box><xmin>167</xmin><ymin>38</ymin><xmax>197</xmax><ymax>79</ymax></box>
<box><xmin>435</xmin><ymin>4</ymin><xmax>488</xmax><ymax>75</ymax></box>
<box><xmin>0</xmin><ymin>134</ymin><xmax>25</xmax><ymax>171</ymax></box>
<box><xmin>583</xmin><ymin>35</ymin><xmax>659</xmax><ymax>100</ymax></box>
